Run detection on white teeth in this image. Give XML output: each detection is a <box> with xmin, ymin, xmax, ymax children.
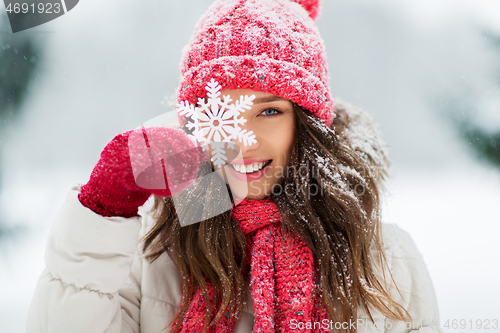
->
<box><xmin>230</xmin><ymin>161</ymin><xmax>269</xmax><ymax>174</ymax></box>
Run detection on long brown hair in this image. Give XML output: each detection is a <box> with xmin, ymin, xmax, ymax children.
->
<box><xmin>142</xmin><ymin>102</ymin><xmax>410</xmax><ymax>332</ymax></box>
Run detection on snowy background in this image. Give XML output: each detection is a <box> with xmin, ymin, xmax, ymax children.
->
<box><xmin>1</xmin><ymin>0</ymin><xmax>499</xmax><ymax>332</ymax></box>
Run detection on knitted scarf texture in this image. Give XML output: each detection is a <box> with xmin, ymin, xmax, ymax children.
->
<box><xmin>176</xmin><ymin>197</ymin><xmax>329</xmax><ymax>332</ymax></box>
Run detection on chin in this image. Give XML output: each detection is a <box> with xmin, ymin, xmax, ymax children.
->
<box><xmin>245</xmin><ymin>192</ymin><xmax>269</xmax><ymax>200</ymax></box>
<box><xmin>230</xmin><ymin>187</ymin><xmax>268</xmax><ymax>201</ymax></box>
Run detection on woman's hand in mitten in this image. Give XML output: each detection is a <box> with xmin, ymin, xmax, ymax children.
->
<box><xmin>78</xmin><ymin>127</ymin><xmax>203</xmax><ymax>218</ymax></box>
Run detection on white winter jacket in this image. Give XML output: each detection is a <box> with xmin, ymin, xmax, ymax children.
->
<box><xmin>27</xmin><ymin>184</ymin><xmax>442</xmax><ymax>333</ymax></box>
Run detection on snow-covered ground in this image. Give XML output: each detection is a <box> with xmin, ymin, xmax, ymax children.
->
<box><xmin>385</xmin><ymin>165</ymin><xmax>500</xmax><ymax>329</ymax></box>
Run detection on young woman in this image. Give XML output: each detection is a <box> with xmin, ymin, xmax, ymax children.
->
<box><xmin>27</xmin><ymin>0</ymin><xmax>442</xmax><ymax>332</ymax></box>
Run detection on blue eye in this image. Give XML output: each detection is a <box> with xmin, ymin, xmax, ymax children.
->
<box><xmin>260</xmin><ymin>109</ymin><xmax>280</xmax><ymax>116</ymax></box>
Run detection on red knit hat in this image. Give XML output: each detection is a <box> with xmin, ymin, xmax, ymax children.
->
<box><xmin>177</xmin><ymin>0</ymin><xmax>334</xmax><ymax>127</ymax></box>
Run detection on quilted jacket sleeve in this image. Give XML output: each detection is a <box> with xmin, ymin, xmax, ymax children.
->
<box><xmin>356</xmin><ymin>223</ymin><xmax>443</xmax><ymax>333</ymax></box>
<box><xmin>381</xmin><ymin>224</ymin><xmax>443</xmax><ymax>333</ymax></box>
<box><xmin>26</xmin><ymin>184</ymin><xmax>144</xmax><ymax>333</ymax></box>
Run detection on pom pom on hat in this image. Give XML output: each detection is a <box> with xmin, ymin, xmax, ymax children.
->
<box><xmin>290</xmin><ymin>0</ymin><xmax>322</xmax><ymax>20</ymax></box>
<box><xmin>177</xmin><ymin>0</ymin><xmax>334</xmax><ymax>127</ymax></box>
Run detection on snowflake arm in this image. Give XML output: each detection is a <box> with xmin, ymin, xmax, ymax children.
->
<box><xmin>177</xmin><ymin>100</ymin><xmax>196</xmax><ymax>118</ymax></box>
<box><xmin>235</xmin><ymin>129</ymin><xmax>257</xmax><ymax>146</ymax></box>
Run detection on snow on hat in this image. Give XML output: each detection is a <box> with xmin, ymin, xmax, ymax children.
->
<box><xmin>177</xmin><ymin>0</ymin><xmax>334</xmax><ymax>127</ymax></box>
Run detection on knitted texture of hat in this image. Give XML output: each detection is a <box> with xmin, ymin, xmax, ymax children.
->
<box><xmin>174</xmin><ymin>197</ymin><xmax>329</xmax><ymax>332</ymax></box>
<box><xmin>177</xmin><ymin>0</ymin><xmax>334</xmax><ymax>127</ymax></box>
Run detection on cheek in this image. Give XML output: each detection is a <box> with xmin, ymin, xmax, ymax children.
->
<box><xmin>277</xmin><ymin>120</ymin><xmax>295</xmax><ymax>163</ymax></box>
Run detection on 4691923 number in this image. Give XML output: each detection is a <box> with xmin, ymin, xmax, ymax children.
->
<box><xmin>444</xmin><ymin>319</ymin><xmax>498</xmax><ymax>330</ymax></box>
<box><xmin>5</xmin><ymin>2</ymin><xmax>62</xmax><ymax>14</ymax></box>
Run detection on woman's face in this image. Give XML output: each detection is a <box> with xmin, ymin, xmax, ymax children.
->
<box><xmin>209</xmin><ymin>89</ymin><xmax>296</xmax><ymax>200</ymax></box>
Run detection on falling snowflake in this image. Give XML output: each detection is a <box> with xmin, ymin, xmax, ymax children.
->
<box><xmin>177</xmin><ymin>78</ymin><xmax>257</xmax><ymax>168</ymax></box>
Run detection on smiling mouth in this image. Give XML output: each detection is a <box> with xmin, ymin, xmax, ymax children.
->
<box><xmin>228</xmin><ymin>160</ymin><xmax>272</xmax><ymax>174</ymax></box>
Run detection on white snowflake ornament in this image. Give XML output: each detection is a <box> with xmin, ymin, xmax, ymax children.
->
<box><xmin>177</xmin><ymin>78</ymin><xmax>257</xmax><ymax>168</ymax></box>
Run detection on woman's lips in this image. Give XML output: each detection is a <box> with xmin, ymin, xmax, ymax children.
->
<box><xmin>225</xmin><ymin>160</ymin><xmax>272</xmax><ymax>182</ymax></box>
<box><xmin>229</xmin><ymin>158</ymin><xmax>270</xmax><ymax>165</ymax></box>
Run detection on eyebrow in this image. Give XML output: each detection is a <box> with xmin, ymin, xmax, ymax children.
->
<box><xmin>253</xmin><ymin>96</ymin><xmax>288</xmax><ymax>104</ymax></box>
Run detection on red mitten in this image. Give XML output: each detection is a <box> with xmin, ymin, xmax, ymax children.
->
<box><xmin>78</xmin><ymin>127</ymin><xmax>203</xmax><ymax>218</ymax></box>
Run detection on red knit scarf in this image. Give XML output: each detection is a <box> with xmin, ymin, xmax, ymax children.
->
<box><xmin>175</xmin><ymin>197</ymin><xmax>329</xmax><ymax>332</ymax></box>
